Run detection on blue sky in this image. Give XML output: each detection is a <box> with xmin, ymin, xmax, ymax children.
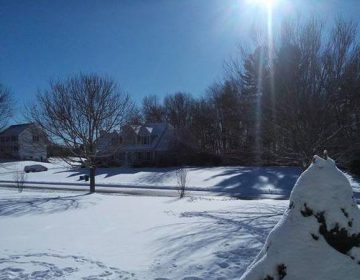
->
<box><xmin>0</xmin><ymin>0</ymin><xmax>359</xmax><ymax>122</ymax></box>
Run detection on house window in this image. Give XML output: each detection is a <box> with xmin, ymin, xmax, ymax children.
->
<box><xmin>111</xmin><ymin>137</ymin><xmax>122</xmax><ymax>145</ymax></box>
<box><xmin>136</xmin><ymin>152</ymin><xmax>142</xmax><ymax>160</ymax></box>
<box><xmin>11</xmin><ymin>136</ymin><xmax>18</xmax><ymax>142</ymax></box>
<box><xmin>141</xmin><ymin>136</ymin><xmax>150</xmax><ymax>145</ymax></box>
<box><xmin>136</xmin><ymin>136</ymin><xmax>150</xmax><ymax>145</ymax></box>
<box><xmin>146</xmin><ymin>152</ymin><xmax>151</xmax><ymax>161</ymax></box>
<box><xmin>33</xmin><ymin>135</ymin><xmax>40</xmax><ymax>142</ymax></box>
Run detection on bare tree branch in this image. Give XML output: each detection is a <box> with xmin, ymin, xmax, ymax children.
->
<box><xmin>28</xmin><ymin>73</ymin><xmax>134</xmax><ymax>192</ymax></box>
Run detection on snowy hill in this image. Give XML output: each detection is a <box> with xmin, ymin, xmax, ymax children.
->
<box><xmin>240</xmin><ymin>156</ymin><xmax>360</xmax><ymax>280</ymax></box>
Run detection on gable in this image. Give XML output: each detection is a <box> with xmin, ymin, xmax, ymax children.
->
<box><xmin>0</xmin><ymin>123</ymin><xmax>33</xmax><ymax>136</ymax></box>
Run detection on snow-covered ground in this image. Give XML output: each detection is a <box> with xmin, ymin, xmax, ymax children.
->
<box><xmin>1</xmin><ymin>159</ymin><xmax>360</xmax><ymax>279</ymax></box>
<box><xmin>0</xmin><ymin>188</ymin><xmax>287</xmax><ymax>279</ymax></box>
<box><xmin>1</xmin><ymin>159</ymin><xmax>359</xmax><ymax>199</ymax></box>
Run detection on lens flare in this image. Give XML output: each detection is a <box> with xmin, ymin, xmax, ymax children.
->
<box><xmin>245</xmin><ymin>0</ymin><xmax>278</xmax><ymax>161</ymax></box>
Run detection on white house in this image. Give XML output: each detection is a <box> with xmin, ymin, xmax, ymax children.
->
<box><xmin>96</xmin><ymin>122</ymin><xmax>175</xmax><ymax>166</ymax></box>
<box><xmin>0</xmin><ymin>123</ymin><xmax>48</xmax><ymax>161</ymax></box>
<box><xmin>122</xmin><ymin>122</ymin><xmax>175</xmax><ymax>165</ymax></box>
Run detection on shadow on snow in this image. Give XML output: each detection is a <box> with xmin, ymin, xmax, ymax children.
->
<box><xmin>150</xmin><ymin>203</ymin><xmax>286</xmax><ymax>279</ymax></box>
<box><xmin>209</xmin><ymin>167</ymin><xmax>301</xmax><ymax>198</ymax></box>
<box><xmin>52</xmin><ymin>166</ymin><xmax>360</xmax><ymax>200</ymax></box>
<box><xmin>0</xmin><ymin>193</ymin><xmax>92</xmax><ymax>217</ymax></box>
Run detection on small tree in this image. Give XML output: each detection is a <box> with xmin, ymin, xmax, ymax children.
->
<box><xmin>13</xmin><ymin>171</ymin><xmax>27</xmax><ymax>193</ymax></box>
<box><xmin>29</xmin><ymin>74</ymin><xmax>134</xmax><ymax>193</ymax></box>
<box><xmin>176</xmin><ymin>167</ymin><xmax>188</xmax><ymax>198</ymax></box>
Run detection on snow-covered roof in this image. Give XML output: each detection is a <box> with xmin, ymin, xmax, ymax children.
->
<box><xmin>0</xmin><ymin>123</ymin><xmax>35</xmax><ymax>136</ymax></box>
<box><xmin>96</xmin><ymin>123</ymin><xmax>174</xmax><ymax>153</ymax></box>
<box><xmin>130</xmin><ymin>123</ymin><xmax>168</xmax><ymax>136</ymax></box>
<box><xmin>125</xmin><ymin>122</ymin><xmax>174</xmax><ymax>152</ymax></box>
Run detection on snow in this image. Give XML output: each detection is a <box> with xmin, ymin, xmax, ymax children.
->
<box><xmin>240</xmin><ymin>156</ymin><xmax>360</xmax><ymax>280</ymax></box>
<box><xmin>2</xmin><ymin>159</ymin><xmax>359</xmax><ymax>200</ymax></box>
<box><xmin>1</xmin><ymin>158</ymin><xmax>360</xmax><ymax>279</ymax></box>
<box><xmin>0</xmin><ymin>159</ymin><xmax>321</xmax><ymax>198</ymax></box>
<box><xmin>0</xmin><ymin>188</ymin><xmax>287</xmax><ymax>279</ymax></box>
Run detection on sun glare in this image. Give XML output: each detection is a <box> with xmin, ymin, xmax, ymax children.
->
<box><xmin>249</xmin><ymin>0</ymin><xmax>277</xmax><ymax>9</ymax></box>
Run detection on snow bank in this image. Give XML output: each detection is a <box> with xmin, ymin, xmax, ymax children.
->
<box><xmin>240</xmin><ymin>156</ymin><xmax>360</xmax><ymax>280</ymax></box>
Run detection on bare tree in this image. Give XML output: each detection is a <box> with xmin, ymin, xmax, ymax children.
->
<box><xmin>176</xmin><ymin>166</ymin><xmax>188</xmax><ymax>198</ymax></box>
<box><xmin>206</xmin><ymin>81</ymin><xmax>244</xmax><ymax>157</ymax></box>
<box><xmin>0</xmin><ymin>84</ymin><xmax>12</xmax><ymax>131</ymax></box>
<box><xmin>190</xmin><ymin>97</ymin><xmax>218</xmax><ymax>153</ymax></box>
<box><xmin>262</xmin><ymin>18</ymin><xmax>360</xmax><ymax>166</ymax></box>
<box><xmin>29</xmin><ymin>74</ymin><xmax>134</xmax><ymax>193</ymax></box>
<box><xmin>126</xmin><ymin>106</ymin><xmax>143</xmax><ymax>125</ymax></box>
<box><xmin>164</xmin><ymin>92</ymin><xmax>194</xmax><ymax>129</ymax></box>
<box><xmin>142</xmin><ymin>95</ymin><xmax>165</xmax><ymax>123</ymax></box>
<box><xmin>13</xmin><ymin>170</ymin><xmax>27</xmax><ymax>193</ymax></box>
<box><xmin>225</xmin><ymin>17</ymin><xmax>360</xmax><ymax>166</ymax></box>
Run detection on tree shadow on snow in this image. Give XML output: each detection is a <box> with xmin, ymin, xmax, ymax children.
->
<box><xmin>0</xmin><ymin>193</ymin><xmax>92</xmax><ymax>217</ymax></box>
<box><xmin>150</xmin><ymin>204</ymin><xmax>286</xmax><ymax>279</ymax></box>
<box><xmin>53</xmin><ymin>166</ymin><xmax>178</xmax><ymax>181</ymax></box>
<box><xmin>207</xmin><ymin>167</ymin><xmax>302</xmax><ymax>198</ymax></box>
<box><xmin>207</xmin><ymin>167</ymin><xmax>360</xmax><ymax>200</ymax></box>
<box><xmin>51</xmin><ymin>166</ymin><xmax>360</xmax><ymax>200</ymax></box>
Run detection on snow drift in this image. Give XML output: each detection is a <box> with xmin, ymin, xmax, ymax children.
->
<box><xmin>240</xmin><ymin>155</ymin><xmax>360</xmax><ymax>280</ymax></box>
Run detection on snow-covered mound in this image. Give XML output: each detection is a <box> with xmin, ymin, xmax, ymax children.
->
<box><xmin>240</xmin><ymin>155</ymin><xmax>360</xmax><ymax>280</ymax></box>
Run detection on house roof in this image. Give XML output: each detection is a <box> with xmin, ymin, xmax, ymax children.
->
<box><xmin>130</xmin><ymin>123</ymin><xmax>168</xmax><ymax>136</ymax></box>
<box><xmin>0</xmin><ymin>123</ymin><xmax>35</xmax><ymax>136</ymax></box>
<box><xmin>96</xmin><ymin>122</ymin><xmax>174</xmax><ymax>154</ymax></box>
<box><xmin>125</xmin><ymin>122</ymin><xmax>174</xmax><ymax>152</ymax></box>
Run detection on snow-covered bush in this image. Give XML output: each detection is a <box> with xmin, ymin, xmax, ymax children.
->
<box><xmin>240</xmin><ymin>155</ymin><xmax>360</xmax><ymax>280</ymax></box>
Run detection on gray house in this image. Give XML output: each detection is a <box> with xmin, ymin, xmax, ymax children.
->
<box><xmin>97</xmin><ymin>122</ymin><xmax>175</xmax><ymax>166</ymax></box>
<box><xmin>0</xmin><ymin>123</ymin><xmax>48</xmax><ymax>161</ymax></box>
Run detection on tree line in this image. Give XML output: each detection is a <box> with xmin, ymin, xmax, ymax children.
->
<box><xmin>137</xmin><ymin>18</ymin><xmax>360</xmax><ymax>169</ymax></box>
